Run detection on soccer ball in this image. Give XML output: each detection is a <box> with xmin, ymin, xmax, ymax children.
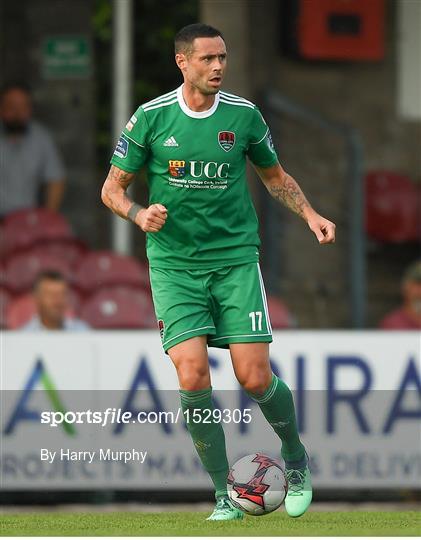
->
<box><xmin>227</xmin><ymin>453</ymin><xmax>288</xmax><ymax>516</ymax></box>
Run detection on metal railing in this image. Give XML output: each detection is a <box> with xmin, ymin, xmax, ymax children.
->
<box><xmin>262</xmin><ymin>91</ymin><xmax>366</xmax><ymax>328</ymax></box>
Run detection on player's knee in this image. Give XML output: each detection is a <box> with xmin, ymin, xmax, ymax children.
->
<box><xmin>238</xmin><ymin>371</ymin><xmax>272</xmax><ymax>395</ymax></box>
<box><xmin>178</xmin><ymin>371</ymin><xmax>209</xmax><ymax>391</ymax></box>
<box><xmin>175</xmin><ymin>361</ymin><xmax>209</xmax><ymax>391</ymax></box>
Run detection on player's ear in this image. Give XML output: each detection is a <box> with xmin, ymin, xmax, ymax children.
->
<box><xmin>175</xmin><ymin>53</ymin><xmax>187</xmax><ymax>71</ymax></box>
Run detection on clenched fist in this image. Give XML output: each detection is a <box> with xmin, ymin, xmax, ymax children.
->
<box><xmin>307</xmin><ymin>212</ymin><xmax>336</xmax><ymax>244</ymax></box>
<box><xmin>136</xmin><ymin>204</ymin><xmax>168</xmax><ymax>233</ymax></box>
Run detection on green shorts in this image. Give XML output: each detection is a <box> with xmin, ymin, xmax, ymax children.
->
<box><xmin>149</xmin><ymin>262</ymin><xmax>273</xmax><ymax>352</ymax></box>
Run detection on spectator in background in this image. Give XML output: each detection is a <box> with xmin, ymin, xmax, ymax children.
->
<box><xmin>21</xmin><ymin>271</ymin><xmax>89</xmax><ymax>331</ymax></box>
<box><xmin>0</xmin><ymin>83</ymin><xmax>66</xmax><ymax>218</ymax></box>
<box><xmin>379</xmin><ymin>260</ymin><xmax>421</xmax><ymax>330</ymax></box>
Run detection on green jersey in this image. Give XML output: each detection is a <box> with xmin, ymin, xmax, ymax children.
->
<box><xmin>110</xmin><ymin>85</ymin><xmax>279</xmax><ymax>268</ymax></box>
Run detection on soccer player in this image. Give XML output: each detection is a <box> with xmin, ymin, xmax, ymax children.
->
<box><xmin>102</xmin><ymin>23</ymin><xmax>336</xmax><ymax>521</ymax></box>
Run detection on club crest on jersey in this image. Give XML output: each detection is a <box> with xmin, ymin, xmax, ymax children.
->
<box><xmin>158</xmin><ymin>320</ymin><xmax>165</xmax><ymax>340</ymax></box>
<box><xmin>218</xmin><ymin>131</ymin><xmax>235</xmax><ymax>152</ymax></box>
<box><xmin>168</xmin><ymin>160</ymin><xmax>186</xmax><ymax>178</ymax></box>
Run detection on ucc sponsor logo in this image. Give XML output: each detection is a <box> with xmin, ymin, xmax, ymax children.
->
<box><xmin>168</xmin><ymin>160</ymin><xmax>230</xmax><ymax>179</ymax></box>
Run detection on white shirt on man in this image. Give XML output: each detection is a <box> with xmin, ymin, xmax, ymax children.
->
<box><xmin>21</xmin><ymin>316</ymin><xmax>90</xmax><ymax>331</ymax></box>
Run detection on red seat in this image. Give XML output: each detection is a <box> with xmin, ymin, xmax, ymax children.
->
<box><xmin>74</xmin><ymin>251</ymin><xmax>150</xmax><ymax>293</ymax></box>
<box><xmin>3</xmin><ymin>208</ymin><xmax>73</xmax><ymax>255</ymax></box>
<box><xmin>80</xmin><ymin>286</ymin><xmax>156</xmax><ymax>329</ymax></box>
<box><xmin>6</xmin><ymin>290</ymin><xmax>79</xmax><ymax>330</ymax></box>
<box><xmin>6</xmin><ymin>293</ymin><xmax>37</xmax><ymax>329</ymax></box>
<box><xmin>0</xmin><ymin>262</ymin><xmax>5</xmax><ymax>288</ymax></box>
<box><xmin>25</xmin><ymin>239</ymin><xmax>87</xmax><ymax>269</ymax></box>
<box><xmin>365</xmin><ymin>171</ymin><xmax>421</xmax><ymax>243</ymax></box>
<box><xmin>0</xmin><ymin>223</ymin><xmax>7</xmax><ymax>260</ymax></box>
<box><xmin>4</xmin><ymin>252</ymin><xmax>73</xmax><ymax>294</ymax></box>
<box><xmin>68</xmin><ymin>288</ymin><xmax>83</xmax><ymax>314</ymax></box>
<box><xmin>0</xmin><ymin>287</ymin><xmax>11</xmax><ymax>328</ymax></box>
<box><xmin>267</xmin><ymin>295</ymin><xmax>294</xmax><ymax>329</ymax></box>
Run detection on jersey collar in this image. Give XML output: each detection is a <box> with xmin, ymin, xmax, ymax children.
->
<box><xmin>177</xmin><ymin>85</ymin><xmax>220</xmax><ymax>119</ymax></box>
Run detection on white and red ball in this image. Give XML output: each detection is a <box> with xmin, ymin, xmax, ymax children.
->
<box><xmin>227</xmin><ymin>453</ymin><xmax>288</xmax><ymax>516</ymax></box>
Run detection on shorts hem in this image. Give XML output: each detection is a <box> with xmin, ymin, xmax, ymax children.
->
<box><xmin>208</xmin><ymin>334</ymin><xmax>273</xmax><ymax>349</ymax></box>
<box><xmin>163</xmin><ymin>326</ymin><xmax>216</xmax><ymax>353</ymax></box>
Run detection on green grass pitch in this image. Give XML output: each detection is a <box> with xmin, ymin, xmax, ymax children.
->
<box><xmin>1</xmin><ymin>511</ymin><xmax>419</xmax><ymax>536</ymax></box>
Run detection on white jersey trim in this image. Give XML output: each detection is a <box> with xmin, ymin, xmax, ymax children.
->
<box><xmin>220</xmin><ymin>98</ymin><xmax>255</xmax><ymax>110</ymax></box>
<box><xmin>257</xmin><ymin>262</ymin><xmax>273</xmax><ymax>334</ymax></box>
<box><xmin>177</xmin><ymin>85</ymin><xmax>220</xmax><ymax>119</ymax></box>
<box><xmin>143</xmin><ymin>98</ymin><xmax>178</xmax><ymax>112</ymax></box>
<box><xmin>220</xmin><ymin>91</ymin><xmax>254</xmax><ymax>106</ymax></box>
<box><xmin>162</xmin><ymin>325</ymin><xmax>216</xmax><ymax>347</ymax></box>
<box><xmin>209</xmin><ymin>333</ymin><xmax>272</xmax><ymax>341</ymax></box>
<box><xmin>249</xmin><ymin>127</ymin><xmax>269</xmax><ymax>145</ymax></box>
<box><xmin>142</xmin><ymin>90</ymin><xmax>177</xmax><ymax>108</ymax></box>
<box><xmin>121</xmin><ymin>133</ymin><xmax>145</xmax><ymax>148</ymax></box>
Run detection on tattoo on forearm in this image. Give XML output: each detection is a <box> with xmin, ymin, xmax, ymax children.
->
<box><xmin>101</xmin><ymin>166</ymin><xmax>136</xmax><ymax>219</ymax></box>
<box><xmin>268</xmin><ymin>174</ymin><xmax>311</xmax><ymax>218</ymax></box>
<box><xmin>108</xmin><ymin>166</ymin><xmax>134</xmax><ymax>189</ymax></box>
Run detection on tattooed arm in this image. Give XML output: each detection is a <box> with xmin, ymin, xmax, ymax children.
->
<box><xmin>101</xmin><ymin>165</ymin><xmax>167</xmax><ymax>232</ymax></box>
<box><xmin>254</xmin><ymin>163</ymin><xmax>336</xmax><ymax>244</ymax></box>
<box><xmin>101</xmin><ymin>165</ymin><xmax>136</xmax><ymax>219</ymax></box>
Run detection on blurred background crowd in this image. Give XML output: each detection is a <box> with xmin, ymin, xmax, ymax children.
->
<box><xmin>0</xmin><ymin>0</ymin><xmax>420</xmax><ymax>332</ymax></box>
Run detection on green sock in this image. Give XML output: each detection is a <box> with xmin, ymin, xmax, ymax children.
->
<box><xmin>246</xmin><ymin>373</ymin><xmax>305</xmax><ymax>462</ymax></box>
<box><xmin>179</xmin><ymin>387</ymin><xmax>229</xmax><ymax>499</ymax></box>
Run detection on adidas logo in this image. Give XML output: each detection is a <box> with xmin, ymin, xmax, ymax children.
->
<box><xmin>163</xmin><ymin>136</ymin><xmax>179</xmax><ymax>147</ymax></box>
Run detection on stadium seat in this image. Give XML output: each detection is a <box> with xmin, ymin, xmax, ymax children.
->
<box><xmin>0</xmin><ymin>262</ymin><xmax>5</xmax><ymax>288</ymax></box>
<box><xmin>3</xmin><ymin>252</ymin><xmax>73</xmax><ymax>294</ymax></box>
<box><xmin>0</xmin><ymin>223</ymin><xmax>7</xmax><ymax>260</ymax></box>
<box><xmin>68</xmin><ymin>288</ymin><xmax>83</xmax><ymax>314</ymax></box>
<box><xmin>365</xmin><ymin>171</ymin><xmax>421</xmax><ymax>243</ymax></box>
<box><xmin>80</xmin><ymin>286</ymin><xmax>156</xmax><ymax>329</ymax></box>
<box><xmin>3</xmin><ymin>208</ymin><xmax>73</xmax><ymax>255</ymax></box>
<box><xmin>6</xmin><ymin>290</ymin><xmax>79</xmax><ymax>330</ymax></box>
<box><xmin>6</xmin><ymin>293</ymin><xmax>37</xmax><ymax>329</ymax></box>
<box><xmin>267</xmin><ymin>295</ymin><xmax>294</xmax><ymax>329</ymax></box>
<box><xmin>25</xmin><ymin>239</ymin><xmax>87</xmax><ymax>269</ymax></box>
<box><xmin>74</xmin><ymin>251</ymin><xmax>150</xmax><ymax>293</ymax></box>
<box><xmin>0</xmin><ymin>287</ymin><xmax>11</xmax><ymax>328</ymax></box>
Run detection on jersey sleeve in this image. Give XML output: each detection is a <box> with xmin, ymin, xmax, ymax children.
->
<box><xmin>110</xmin><ymin>106</ymin><xmax>151</xmax><ymax>172</ymax></box>
<box><xmin>246</xmin><ymin>107</ymin><xmax>279</xmax><ymax>168</ymax></box>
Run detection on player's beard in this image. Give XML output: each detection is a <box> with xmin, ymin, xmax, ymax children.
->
<box><xmin>203</xmin><ymin>87</ymin><xmax>219</xmax><ymax>95</ymax></box>
<box><xmin>198</xmin><ymin>80</ymin><xmax>221</xmax><ymax>96</ymax></box>
<box><xmin>192</xmin><ymin>75</ymin><xmax>222</xmax><ymax>96</ymax></box>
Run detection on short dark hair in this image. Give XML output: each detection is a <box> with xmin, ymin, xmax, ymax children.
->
<box><xmin>33</xmin><ymin>270</ymin><xmax>66</xmax><ymax>290</ymax></box>
<box><xmin>0</xmin><ymin>81</ymin><xmax>32</xmax><ymax>101</ymax></box>
<box><xmin>174</xmin><ymin>23</ymin><xmax>224</xmax><ymax>56</ymax></box>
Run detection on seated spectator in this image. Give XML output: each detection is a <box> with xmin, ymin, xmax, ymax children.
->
<box><xmin>379</xmin><ymin>261</ymin><xmax>421</xmax><ymax>330</ymax></box>
<box><xmin>0</xmin><ymin>82</ymin><xmax>66</xmax><ymax>218</ymax></box>
<box><xmin>21</xmin><ymin>270</ymin><xmax>89</xmax><ymax>331</ymax></box>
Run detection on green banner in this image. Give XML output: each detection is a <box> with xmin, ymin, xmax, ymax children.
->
<box><xmin>42</xmin><ymin>36</ymin><xmax>91</xmax><ymax>79</ymax></box>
